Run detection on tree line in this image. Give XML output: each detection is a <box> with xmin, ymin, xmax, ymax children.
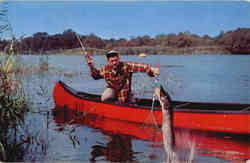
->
<box><xmin>0</xmin><ymin>28</ymin><xmax>250</xmax><ymax>55</ymax></box>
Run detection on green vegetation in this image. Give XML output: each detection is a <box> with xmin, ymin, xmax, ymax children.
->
<box><xmin>0</xmin><ymin>53</ymin><xmax>29</xmax><ymax>124</ymax></box>
<box><xmin>1</xmin><ymin>28</ymin><xmax>250</xmax><ymax>55</ymax></box>
<box><xmin>0</xmin><ymin>53</ymin><xmax>31</xmax><ymax>162</ymax></box>
<box><xmin>0</xmin><ymin>3</ymin><xmax>31</xmax><ymax>161</ymax></box>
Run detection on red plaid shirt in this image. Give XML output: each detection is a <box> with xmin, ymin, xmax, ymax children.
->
<box><xmin>89</xmin><ymin>61</ymin><xmax>155</xmax><ymax>103</ymax></box>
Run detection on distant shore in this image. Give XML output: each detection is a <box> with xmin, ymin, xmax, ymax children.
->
<box><xmin>42</xmin><ymin>45</ymin><xmax>234</xmax><ymax>56</ymax></box>
<box><xmin>2</xmin><ymin>28</ymin><xmax>250</xmax><ymax>56</ymax></box>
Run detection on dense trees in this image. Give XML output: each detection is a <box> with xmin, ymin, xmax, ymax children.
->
<box><xmin>0</xmin><ymin>28</ymin><xmax>250</xmax><ymax>54</ymax></box>
<box><xmin>215</xmin><ymin>28</ymin><xmax>250</xmax><ymax>54</ymax></box>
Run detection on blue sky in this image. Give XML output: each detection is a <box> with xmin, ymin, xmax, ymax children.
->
<box><xmin>6</xmin><ymin>1</ymin><xmax>250</xmax><ymax>39</ymax></box>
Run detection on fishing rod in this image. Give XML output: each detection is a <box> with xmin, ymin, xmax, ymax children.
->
<box><xmin>75</xmin><ymin>33</ymin><xmax>92</xmax><ymax>63</ymax></box>
<box><xmin>75</xmin><ymin>33</ymin><xmax>93</xmax><ymax>82</ymax></box>
<box><xmin>76</xmin><ymin>34</ymin><xmax>86</xmax><ymax>54</ymax></box>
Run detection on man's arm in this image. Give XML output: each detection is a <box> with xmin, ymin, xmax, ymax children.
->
<box><xmin>84</xmin><ymin>52</ymin><xmax>103</xmax><ymax>80</ymax></box>
<box><xmin>126</xmin><ymin>62</ymin><xmax>160</xmax><ymax>77</ymax></box>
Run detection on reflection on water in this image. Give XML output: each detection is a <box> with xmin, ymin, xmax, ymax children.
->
<box><xmin>90</xmin><ymin>134</ymin><xmax>134</xmax><ymax>162</ymax></box>
<box><xmin>53</xmin><ymin>108</ymin><xmax>146</xmax><ymax>162</ymax></box>
<box><xmin>53</xmin><ymin>108</ymin><xmax>250</xmax><ymax>163</ymax></box>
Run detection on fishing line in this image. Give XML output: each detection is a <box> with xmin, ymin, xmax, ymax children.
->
<box><xmin>141</xmin><ymin>61</ymin><xmax>162</xmax><ymax>131</ymax></box>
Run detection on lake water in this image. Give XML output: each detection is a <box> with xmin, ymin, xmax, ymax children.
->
<box><xmin>17</xmin><ymin>54</ymin><xmax>250</xmax><ymax>162</ymax></box>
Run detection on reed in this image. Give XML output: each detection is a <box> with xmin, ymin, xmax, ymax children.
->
<box><xmin>1</xmin><ymin>2</ymin><xmax>51</xmax><ymax>161</ymax></box>
<box><xmin>0</xmin><ymin>52</ymin><xmax>31</xmax><ymax>160</ymax></box>
<box><xmin>0</xmin><ymin>3</ymin><xmax>32</xmax><ymax>159</ymax></box>
<box><xmin>0</xmin><ymin>51</ymin><xmax>30</xmax><ymax>123</ymax></box>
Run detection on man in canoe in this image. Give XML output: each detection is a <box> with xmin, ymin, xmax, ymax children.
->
<box><xmin>84</xmin><ymin>50</ymin><xmax>160</xmax><ymax>104</ymax></box>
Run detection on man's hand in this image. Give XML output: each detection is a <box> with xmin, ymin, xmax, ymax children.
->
<box><xmin>83</xmin><ymin>51</ymin><xmax>93</xmax><ymax>65</ymax></box>
<box><xmin>151</xmin><ymin>67</ymin><xmax>160</xmax><ymax>77</ymax></box>
<box><xmin>85</xmin><ymin>55</ymin><xmax>93</xmax><ymax>65</ymax></box>
<box><xmin>82</xmin><ymin>50</ymin><xmax>88</xmax><ymax>55</ymax></box>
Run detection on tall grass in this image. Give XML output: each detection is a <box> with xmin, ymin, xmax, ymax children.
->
<box><xmin>0</xmin><ymin>51</ymin><xmax>31</xmax><ymax>161</ymax></box>
<box><xmin>0</xmin><ymin>2</ymin><xmax>32</xmax><ymax>161</ymax></box>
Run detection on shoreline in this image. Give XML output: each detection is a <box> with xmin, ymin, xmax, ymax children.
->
<box><xmin>5</xmin><ymin>45</ymin><xmax>249</xmax><ymax>56</ymax></box>
<box><xmin>42</xmin><ymin>45</ymin><xmax>235</xmax><ymax>56</ymax></box>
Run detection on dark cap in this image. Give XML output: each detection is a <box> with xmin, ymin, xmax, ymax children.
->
<box><xmin>106</xmin><ymin>50</ymin><xmax>119</xmax><ymax>59</ymax></box>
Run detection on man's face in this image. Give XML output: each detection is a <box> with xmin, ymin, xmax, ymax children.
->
<box><xmin>108</xmin><ymin>56</ymin><xmax>120</xmax><ymax>68</ymax></box>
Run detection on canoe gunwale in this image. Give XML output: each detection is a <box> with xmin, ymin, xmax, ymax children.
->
<box><xmin>58</xmin><ymin>81</ymin><xmax>250</xmax><ymax>114</ymax></box>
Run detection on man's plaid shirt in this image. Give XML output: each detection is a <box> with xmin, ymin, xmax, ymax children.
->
<box><xmin>89</xmin><ymin>61</ymin><xmax>155</xmax><ymax>103</ymax></box>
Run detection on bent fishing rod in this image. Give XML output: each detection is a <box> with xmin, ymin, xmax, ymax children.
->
<box><xmin>75</xmin><ymin>34</ymin><xmax>91</xmax><ymax>61</ymax></box>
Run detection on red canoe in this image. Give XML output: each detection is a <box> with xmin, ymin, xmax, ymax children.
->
<box><xmin>53</xmin><ymin>81</ymin><xmax>250</xmax><ymax>135</ymax></box>
<box><xmin>53</xmin><ymin>109</ymin><xmax>250</xmax><ymax>163</ymax></box>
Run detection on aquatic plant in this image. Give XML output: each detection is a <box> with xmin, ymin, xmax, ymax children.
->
<box><xmin>0</xmin><ymin>0</ymin><xmax>30</xmax><ymax>126</ymax></box>
<box><xmin>0</xmin><ymin>2</ymin><xmax>32</xmax><ymax>161</ymax></box>
<box><xmin>0</xmin><ymin>52</ymin><xmax>14</xmax><ymax>72</ymax></box>
<box><xmin>0</xmin><ymin>70</ymin><xmax>28</xmax><ymax>125</ymax></box>
<box><xmin>0</xmin><ymin>50</ymin><xmax>31</xmax><ymax>161</ymax></box>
